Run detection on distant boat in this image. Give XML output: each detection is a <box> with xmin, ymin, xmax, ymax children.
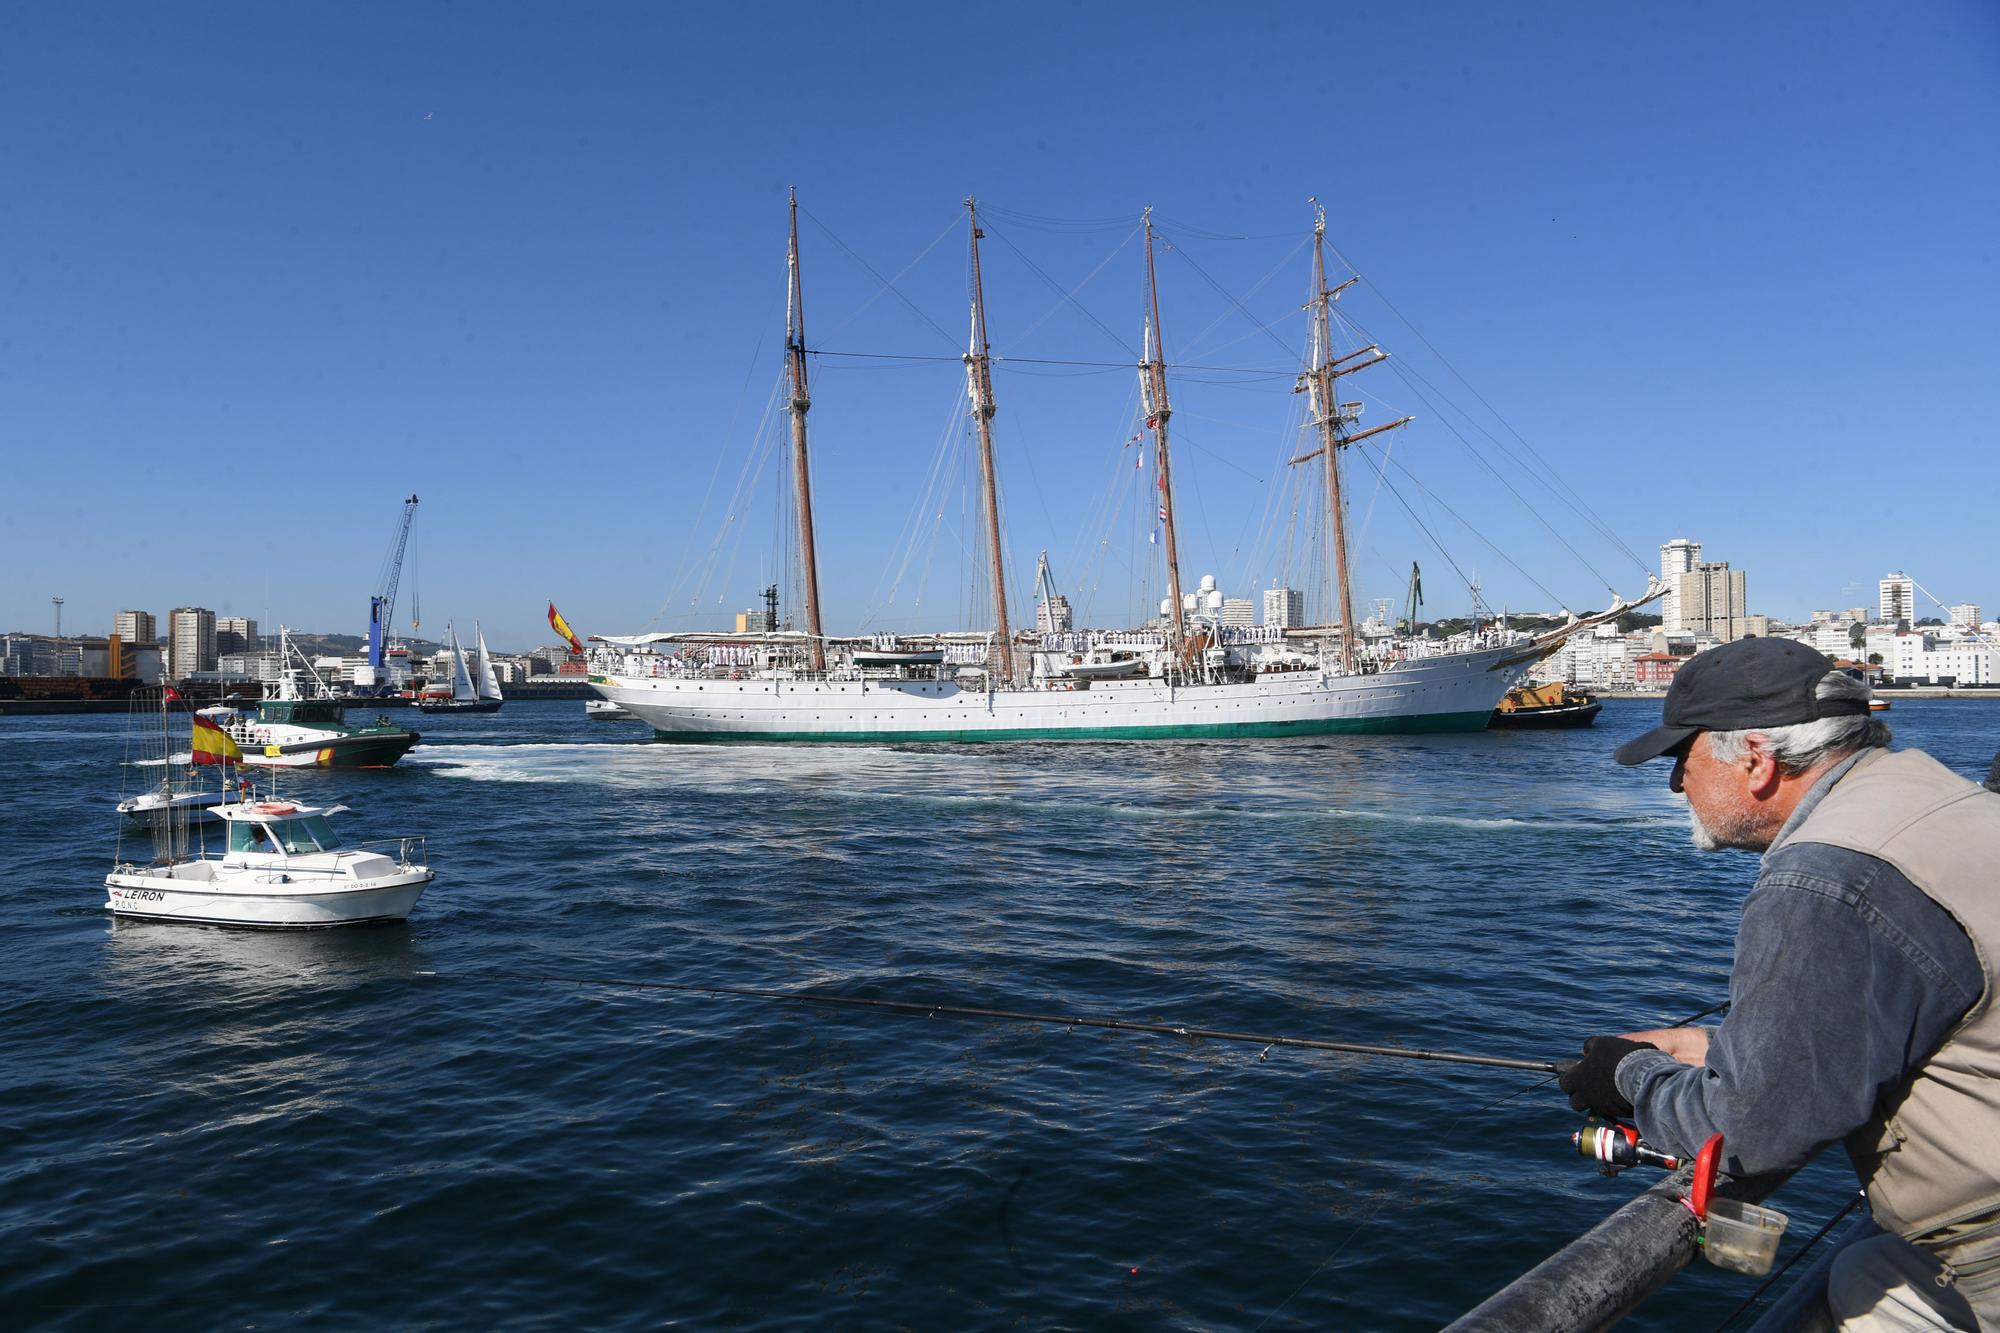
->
<box><xmin>1490</xmin><ymin>681</ymin><xmax>1602</xmax><ymax>729</ymax></box>
<box><xmin>207</xmin><ymin>627</ymin><xmax>422</xmax><ymax>767</ymax></box>
<box><xmin>586</xmin><ymin>699</ymin><xmax>638</xmax><ymax>721</ymax></box>
<box><xmin>417</xmin><ymin>622</ymin><xmax>504</xmax><ymax>713</ymax></box>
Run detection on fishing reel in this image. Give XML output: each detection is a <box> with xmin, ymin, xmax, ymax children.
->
<box><xmin>1572</xmin><ymin>1116</ymin><xmax>1682</xmax><ymax>1176</ymax></box>
<box><xmin>1570</xmin><ymin>1123</ymin><xmax>1791</xmax><ymax>1274</ymax></box>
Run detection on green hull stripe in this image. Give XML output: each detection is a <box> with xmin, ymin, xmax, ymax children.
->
<box><xmin>646</xmin><ymin>710</ymin><xmax>1495</xmax><ymax>745</ymax></box>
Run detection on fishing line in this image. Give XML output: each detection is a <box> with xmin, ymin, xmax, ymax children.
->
<box><xmin>1251</xmin><ymin>996</ymin><xmax>1731</xmax><ymax>1327</ymax></box>
<box><xmin>425</xmin><ymin>968</ymin><xmax>1573</xmax><ymax>1074</ymax></box>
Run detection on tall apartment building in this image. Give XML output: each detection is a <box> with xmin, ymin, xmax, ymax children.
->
<box><xmin>1263</xmin><ymin>585</ymin><xmax>1304</xmax><ymax>629</ymax></box>
<box><xmin>216</xmin><ymin>616</ymin><xmax>258</xmax><ymax>656</ymax></box>
<box><xmin>113</xmin><ymin>610</ymin><xmax>157</xmax><ymax>645</ymax></box>
<box><xmin>1674</xmin><ymin>562</ymin><xmax>1748</xmax><ymax>641</ymax></box>
<box><xmin>1035</xmin><ymin>592</ymin><xmax>1074</xmax><ymax>633</ymax></box>
<box><xmin>1879</xmin><ymin>573</ymin><xmax>1915</xmax><ymax>626</ymax></box>
<box><xmin>167</xmin><ymin>606</ymin><xmax>217</xmax><ymax>678</ymax></box>
<box><xmin>1950</xmin><ymin>603</ymin><xmax>1983</xmax><ymax>630</ymax></box>
<box><xmin>1659</xmin><ymin>538</ymin><xmax>1702</xmax><ymax>629</ymax></box>
<box><xmin>1221</xmin><ymin>598</ymin><xmax>1254</xmax><ymax>629</ymax></box>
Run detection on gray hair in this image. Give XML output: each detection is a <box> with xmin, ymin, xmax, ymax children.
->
<box><xmin>1708</xmin><ymin>670</ymin><xmax>1891</xmax><ymax>776</ymax></box>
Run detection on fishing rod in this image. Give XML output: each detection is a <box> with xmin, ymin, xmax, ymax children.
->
<box><xmin>426</xmin><ymin>968</ymin><xmax>1575</xmax><ymax>1075</ymax></box>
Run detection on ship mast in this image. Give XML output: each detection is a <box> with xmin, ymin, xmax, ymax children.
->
<box><xmin>785</xmin><ymin>188</ymin><xmax>826</xmax><ymax>672</ymax></box>
<box><xmin>1140</xmin><ymin>209</ymin><xmax>1187</xmax><ymax>656</ymax></box>
<box><xmin>963</xmin><ymin>197</ymin><xmax>1014</xmax><ymax>684</ymax></box>
<box><xmin>1295</xmin><ymin>202</ymin><xmax>1412</xmax><ymax>674</ymax></box>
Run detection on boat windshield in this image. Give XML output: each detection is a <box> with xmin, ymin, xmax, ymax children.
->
<box><xmin>229</xmin><ymin>815</ymin><xmax>340</xmax><ymax>854</ymax></box>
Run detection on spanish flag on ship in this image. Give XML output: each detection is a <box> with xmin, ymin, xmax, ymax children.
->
<box><xmin>191</xmin><ymin>711</ymin><xmax>243</xmax><ymax>766</ymax></box>
<box><xmin>548</xmin><ymin>601</ymin><xmax>585</xmax><ymax>656</ymax></box>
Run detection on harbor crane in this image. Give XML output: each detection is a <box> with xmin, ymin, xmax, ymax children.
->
<box><xmin>360</xmin><ymin>495</ymin><xmax>420</xmax><ymax>696</ymax></box>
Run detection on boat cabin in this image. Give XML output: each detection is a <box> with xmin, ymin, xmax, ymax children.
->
<box><xmin>220</xmin><ymin>802</ymin><xmax>342</xmax><ymax>856</ymax></box>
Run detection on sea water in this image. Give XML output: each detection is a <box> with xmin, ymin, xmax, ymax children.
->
<box><xmin>3</xmin><ymin>699</ymin><xmax>1995</xmax><ymax>1329</ymax></box>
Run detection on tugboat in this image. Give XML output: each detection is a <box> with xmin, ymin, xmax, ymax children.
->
<box><xmin>106</xmin><ymin>783</ymin><xmax>433</xmax><ymax>928</ymax></box>
<box><xmin>1490</xmin><ymin>680</ymin><xmax>1603</xmax><ymax>729</ymax></box>
<box><xmin>204</xmin><ymin>627</ymin><xmax>421</xmax><ymax>767</ymax></box>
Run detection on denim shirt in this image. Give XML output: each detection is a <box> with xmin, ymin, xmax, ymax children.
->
<box><xmin>1613</xmin><ymin>748</ymin><xmax>1985</xmax><ymax>1178</ymax></box>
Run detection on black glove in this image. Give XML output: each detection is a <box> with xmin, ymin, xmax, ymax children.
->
<box><xmin>1557</xmin><ymin>1036</ymin><xmax>1658</xmax><ymax>1120</ymax></box>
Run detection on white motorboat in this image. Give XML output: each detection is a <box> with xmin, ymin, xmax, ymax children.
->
<box><xmin>106</xmin><ymin>792</ymin><xmax>434</xmax><ymax>929</ymax></box>
<box><xmin>585</xmin><ymin>699</ymin><xmax>638</xmax><ymax>721</ymax></box>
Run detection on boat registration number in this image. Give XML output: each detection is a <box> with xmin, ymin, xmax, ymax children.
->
<box><xmin>116</xmin><ymin>889</ymin><xmax>166</xmax><ymax>902</ymax></box>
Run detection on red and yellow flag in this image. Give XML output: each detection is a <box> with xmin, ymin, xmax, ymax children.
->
<box><xmin>548</xmin><ymin>601</ymin><xmax>584</xmax><ymax>655</ymax></box>
<box><xmin>191</xmin><ymin>713</ymin><xmax>243</xmax><ymax>766</ymax></box>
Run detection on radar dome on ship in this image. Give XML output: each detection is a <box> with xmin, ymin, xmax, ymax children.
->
<box><xmin>1206</xmin><ymin>591</ymin><xmax>1224</xmax><ymax>610</ymax></box>
<box><xmin>1199</xmin><ymin>574</ymin><xmax>1218</xmax><ymax>593</ymax></box>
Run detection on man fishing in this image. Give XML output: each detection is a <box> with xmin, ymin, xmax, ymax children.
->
<box><xmin>1557</xmin><ymin>637</ymin><xmax>2000</xmax><ymax>1332</ymax></box>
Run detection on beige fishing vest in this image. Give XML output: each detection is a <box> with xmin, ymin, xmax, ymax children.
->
<box><xmin>1784</xmin><ymin>748</ymin><xmax>2000</xmax><ymax>1241</ymax></box>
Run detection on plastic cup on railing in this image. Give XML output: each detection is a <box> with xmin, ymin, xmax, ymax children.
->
<box><xmin>1701</xmin><ymin>1198</ymin><xmax>1789</xmax><ymax>1275</ymax></box>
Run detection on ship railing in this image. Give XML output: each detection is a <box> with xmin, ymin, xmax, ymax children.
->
<box><xmin>352</xmin><ymin>836</ymin><xmax>428</xmax><ymax>869</ymax></box>
<box><xmin>1446</xmin><ymin>1168</ymin><xmax>1863</xmax><ymax>1330</ymax></box>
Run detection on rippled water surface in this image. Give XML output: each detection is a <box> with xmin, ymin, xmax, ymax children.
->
<box><xmin>5</xmin><ymin>698</ymin><xmax>1997</xmax><ymax>1329</ymax></box>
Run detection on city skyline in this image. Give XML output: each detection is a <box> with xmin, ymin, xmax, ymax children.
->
<box><xmin>4</xmin><ymin>4</ymin><xmax>1995</xmax><ymax>647</ymax></box>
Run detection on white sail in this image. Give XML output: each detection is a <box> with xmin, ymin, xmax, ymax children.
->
<box><xmin>474</xmin><ymin>622</ymin><xmax>504</xmax><ymax>703</ymax></box>
<box><xmin>447</xmin><ymin>624</ymin><xmax>477</xmax><ymax>702</ymax></box>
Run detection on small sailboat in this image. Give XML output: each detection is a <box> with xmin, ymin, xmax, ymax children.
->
<box><xmin>416</xmin><ymin>622</ymin><xmax>503</xmax><ymax>713</ymax></box>
<box><xmin>116</xmin><ymin>684</ymin><xmax>229</xmax><ymax>828</ymax></box>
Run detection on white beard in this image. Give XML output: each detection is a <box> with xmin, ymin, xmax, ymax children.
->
<box><xmin>1688</xmin><ymin>805</ymin><xmax>1723</xmax><ymax>851</ymax></box>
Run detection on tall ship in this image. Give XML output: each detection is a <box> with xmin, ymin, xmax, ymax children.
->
<box><xmin>590</xmin><ymin>198</ymin><xmax>1657</xmax><ymax>742</ymax></box>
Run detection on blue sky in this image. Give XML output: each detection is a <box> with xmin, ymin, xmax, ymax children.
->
<box><xmin>4</xmin><ymin>2</ymin><xmax>1996</xmax><ymax>649</ymax></box>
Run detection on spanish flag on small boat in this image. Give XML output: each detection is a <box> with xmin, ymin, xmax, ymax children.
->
<box><xmin>548</xmin><ymin>601</ymin><xmax>584</xmax><ymax>656</ymax></box>
<box><xmin>191</xmin><ymin>712</ymin><xmax>243</xmax><ymax>766</ymax></box>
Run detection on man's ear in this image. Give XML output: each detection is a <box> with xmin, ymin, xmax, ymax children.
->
<box><xmin>1742</xmin><ymin>734</ymin><xmax>1784</xmax><ymax>800</ymax></box>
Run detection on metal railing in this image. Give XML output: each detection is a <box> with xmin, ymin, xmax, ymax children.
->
<box><xmin>1446</xmin><ymin>1168</ymin><xmax>1785</xmax><ymax>1331</ymax></box>
<box><xmin>352</xmin><ymin>836</ymin><xmax>428</xmax><ymax>869</ymax></box>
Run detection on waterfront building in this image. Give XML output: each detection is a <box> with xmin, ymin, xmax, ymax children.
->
<box><xmin>168</xmin><ymin>607</ymin><xmax>217</xmax><ymax>678</ymax></box>
<box><xmin>1</xmin><ymin>634</ymin><xmax>83</xmax><ymax>676</ymax></box>
<box><xmin>1950</xmin><ymin>603</ymin><xmax>1982</xmax><ymax>631</ymax></box>
<box><xmin>1633</xmin><ymin>651</ymin><xmax>1684</xmax><ymax>688</ymax></box>
<box><xmin>1879</xmin><ymin>574</ymin><xmax>1915</xmax><ymax>625</ymax></box>
<box><xmin>1263</xmin><ymin>585</ymin><xmax>1304</xmax><ymax>629</ymax></box>
<box><xmin>216</xmin><ymin>616</ymin><xmax>258</xmax><ymax>656</ymax></box>
<box><xmin>113</xmin><ymin>610</ymin><xmax>157</xmax><ymax>646</ymax></box>
<box><xmin>1659</xmin><ymin>538</ymin><xmax>1702</xmax><ymax>629</ymax></box>
<box><xmin>1888</xmin><ymin>633</ymin><xmax>1997</xmax><ymax>686</ymax></box>
<box><xmin>1673</xmin><ymin>562</ymin><xmax>1748</xmax><ymax>640</ymax></box>
<box><xmin>1035</xmin><ymin>592</ymin><xmax>1074</xmax><ymax>634</ymax></box>
<box><xmin>1221</xmin><ymin>598</ymin><xmax>1254</xmax><ymax>629</ymax></box>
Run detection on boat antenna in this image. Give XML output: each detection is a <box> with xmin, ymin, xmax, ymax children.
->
<box><xmin>963</xmin><ymin>196</ymin><xmax>1015</xmax><ymax>684</ymax></box>
<box><xmin>785</xmin><ymin>187</ymin><xmax>827</xmax><ymax>672</ymax></box>
<box><xmin>1141</xmin><ymin>207</ymin><xmax>1187</xmax><ymax>660</ymax></box>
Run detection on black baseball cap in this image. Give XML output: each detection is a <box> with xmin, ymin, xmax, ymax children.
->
<box><xmin>1614</xmin><ymin>638</ymin><xmax>1867</xmax><ymax>765</ymax></box>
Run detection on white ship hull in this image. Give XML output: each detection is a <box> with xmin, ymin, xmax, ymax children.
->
<box><xmin>590</xmin><ymin>642</ymin><xmax>1539</xmax><ymax>743</ymax></box>
<box><xmin>105</xmin><ymin>858</ymin><xmax>433</xmax><ymax>928</ymax></box>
